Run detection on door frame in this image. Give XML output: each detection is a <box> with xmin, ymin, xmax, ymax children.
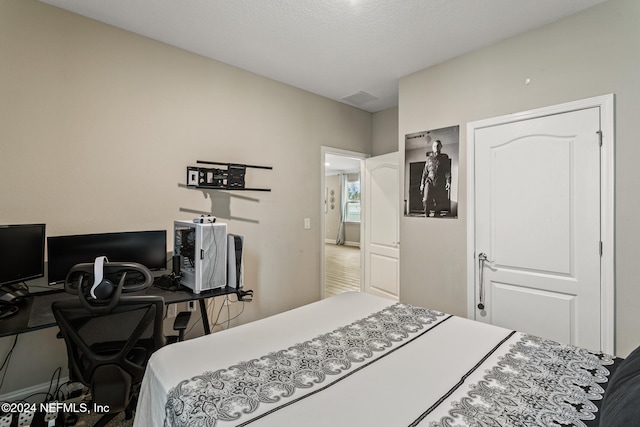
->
<box><xmin>466</xmin><ymin>94</ymin><xmax>615</xmax><ymax>354</ymax></box>
<box><xmin>320</xmin><ymin>146</ymin><xmax>368</xmax><ymax>298</ymax></box>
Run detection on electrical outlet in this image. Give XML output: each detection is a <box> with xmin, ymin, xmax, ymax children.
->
<box><xmin>167</xmin><ymin>304</ymin><xmax>177</xmax><ymax>318</ymax></box>
<box><xmin>187</xmin><ymin>301</ymin><xmax>197</xmax><ymax>312</ymax></box>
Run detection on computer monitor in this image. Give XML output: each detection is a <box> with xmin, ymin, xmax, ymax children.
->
<box><xmin>47</xmin><ymin>230</ymin><xmax>167</xmax><ymax>285</ymax></box>
<box><xmin>0</xmin><ymin>224</ymin><xmax>46</xmax><ymax>286</ymax></box>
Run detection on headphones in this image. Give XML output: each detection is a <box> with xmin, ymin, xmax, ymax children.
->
<box><xmin>90</xmin><ymin>256</ymin><xmax>114</xmax><ymax>299</ymax></box>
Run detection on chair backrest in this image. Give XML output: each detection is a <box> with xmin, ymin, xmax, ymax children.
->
<box><xmin>52</xmin><ymin>261</ymin><xmax>164</xmax><ymax>412</ymax></box>
<box><xmin>53</xmin><ymin>296</ymin><xmax>164</xmax><ymax>411</ymax></box>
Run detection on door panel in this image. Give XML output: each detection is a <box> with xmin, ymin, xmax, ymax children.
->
<box><xmin>475</xmin><ymin>107</ymin><xmax>601</xmax><ymax>350</ymax></box>
<box><xmin>370</xmin><ymin>253</ymin><xmax>399</xmax><ymax>296</ymax></box>
<box><xmin>492</xmin><ymin>282</ymin><xmax>575</xmax><ymax>345</ymax></box>
<box><xmin>364</xmin><ymin>152</ymin><xmax>399</xmax><ymax>301</ymax></box>
<box><xmin>492</xmin><ymin>137</ymin><xmax>573</xmax><ymax>275</ymax></box>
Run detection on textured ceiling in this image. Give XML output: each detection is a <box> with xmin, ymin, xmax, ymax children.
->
<box><xmin>40</xmin><ymin>0</ymin><xmax>607</xmax><ymax>113</ymax></box>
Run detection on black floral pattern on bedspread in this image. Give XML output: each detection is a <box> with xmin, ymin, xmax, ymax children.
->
<box><xmin>425</xmin><ymin>335</ymin><xmax>616</xmax><ymax>427</ymax></box>
<box><xmin>164</xmin><ymin>303</ymin><xmax>447</xmax><ymax>427</ymax></box>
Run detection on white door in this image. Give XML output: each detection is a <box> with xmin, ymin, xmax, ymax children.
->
<box><xmin>473</xmin><ymin>107</ymin><xmax>602</xmax><ymax>350</ymax></box>
<box><xmin>363</xmin><ymin>152</ymin><xmax>399</xmax><ymax>300</ymax></box>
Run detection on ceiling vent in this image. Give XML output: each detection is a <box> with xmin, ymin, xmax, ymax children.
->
<box><xmin>341</xmin><ymin>91</ymin><xmax>378</xmax><ymax>106</ymax></box>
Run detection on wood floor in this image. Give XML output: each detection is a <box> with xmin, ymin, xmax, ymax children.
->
<box><xmin>324</xmin><ymin>243</ymin><xmax>361</xmax><ymax>298</ymax></box>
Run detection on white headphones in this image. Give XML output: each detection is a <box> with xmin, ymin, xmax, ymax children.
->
<box><xmin>90</xmin><ymin>256</ymin><xmax>110</xmax><ymax>299</ymax></box>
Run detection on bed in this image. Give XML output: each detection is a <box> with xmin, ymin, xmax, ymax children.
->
<box><xmin>133</xmin><ymin>292</ymin><xmax>637</xmax><ymax>426</ymax></box>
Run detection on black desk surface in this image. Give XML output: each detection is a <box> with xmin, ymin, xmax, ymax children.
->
<box><xmin>0</xmin><ymin>285</ymin><xmax>244</xmax><ymax>338</ymax></box>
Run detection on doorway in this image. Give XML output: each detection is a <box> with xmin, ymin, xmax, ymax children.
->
<box><xmin>321</xmin><ymin>148</ymin><xmax>366</xmax><ymax>299</ymax></box>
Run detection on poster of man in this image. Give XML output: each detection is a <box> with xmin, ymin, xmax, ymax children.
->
<box><xmin>404</xmin><ymin>125</ymin><xmax>459</xmax><ymax>218</ymax></box>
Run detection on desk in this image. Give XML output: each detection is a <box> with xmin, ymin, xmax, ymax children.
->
<box><xmin>0</xmin><ymin>285</ymin><xmax>251</xmax><ymax>338</ymax></box>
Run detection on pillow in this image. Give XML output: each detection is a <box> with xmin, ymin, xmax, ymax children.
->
<box><xmin>600</xmin><ymin>344</ymin><xmax>640</xmax><ymax>427</ymax></box>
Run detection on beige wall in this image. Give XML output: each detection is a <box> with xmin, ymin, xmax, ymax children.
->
<box><xmin>399</xmin><ymin>0</ymin><xmax>640</xmax><ymax>357</ymax></box>
<box><xmin>372</xmin><ymin>107</ymin><xmax>399</xmax><ymax>156</ymax></box>
<box><xmin>325</xmin><ymin>174</ymin><xmax>342</xmax><ymax>241</ymax></box>
<box><xmin>324</xmin><ymin>174</ymin><xmax>361</xmax><ymax>245</ymax></box>
<box><xmin>0</xmin><ymin>0</ymin><xmax>372</xmax><ymax>394</ymax></box>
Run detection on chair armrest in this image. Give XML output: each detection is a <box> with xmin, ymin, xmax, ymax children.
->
<box><xmin>173</xmin><ymin>311</ymin><xmax>191</xmax><ymax>332</ymax></box>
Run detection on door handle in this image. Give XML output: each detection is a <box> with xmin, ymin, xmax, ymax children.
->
<box><xmin>477</xmin><ymin>253</ymin><xmax>493</xmax><ymax>311</ymax></box>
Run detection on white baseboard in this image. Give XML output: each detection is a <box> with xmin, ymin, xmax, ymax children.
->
<box><xmin>0</xmin><ymin>376</ymin><xmax>71</xmax><ymax>403</ymax></box>
<box><xmin>324</xmin><ymin>239</ymin><xmax>360</xmax><ymax>248</ymax></box>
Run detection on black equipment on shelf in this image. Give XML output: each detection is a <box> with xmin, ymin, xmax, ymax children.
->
<box><xmin>186</xmin><ymin>160</ymin><xmax>272</xmax><ymax>191</ymax></box>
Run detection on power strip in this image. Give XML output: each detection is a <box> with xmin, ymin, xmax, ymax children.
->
<box><xmin>0</xmin><ymin>409</ymin><xmax>36</xmax><ymax>427</ymax></box>
<box><xmin>0</xmin><ymin>408</ymin><xmax>58</xmax><ymax>427</ymax></box>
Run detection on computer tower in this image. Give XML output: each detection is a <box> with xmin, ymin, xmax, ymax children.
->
<box><xmin>227</xmin><ymin>234</ymin><xmax>244</xmax><ymax>288</ymax></box>
<box><xmin>174</xmin><ymin>220</ymin><xmax>227</xmax><ymax>293</ymax></box>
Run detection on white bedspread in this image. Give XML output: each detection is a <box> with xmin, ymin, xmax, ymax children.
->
<box><xmin>133</xmin><ymin>292</ymin><xmax>615</xmax><ymax>427</ymax></box>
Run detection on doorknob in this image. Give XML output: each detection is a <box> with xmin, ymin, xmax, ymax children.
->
<box><xmin>478</xmin><ymin>252</ymin><xmax>493</xmax><ymax>263</ymax></box>
<box><xmin>477</xmin><ymin>252</ymin><xmax>492</xmax><ymax>311</ymax></box>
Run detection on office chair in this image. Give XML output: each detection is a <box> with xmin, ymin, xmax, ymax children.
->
<box><xmin>52</xmin><ymin>261</ymin><xmax>190</xmax><ymax>427</ymax></box>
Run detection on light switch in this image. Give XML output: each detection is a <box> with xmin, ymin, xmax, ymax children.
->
<box><xmin>304</xmin><ymin>218</ymin><xmax>311</xmax><ymax>229</ymax></box>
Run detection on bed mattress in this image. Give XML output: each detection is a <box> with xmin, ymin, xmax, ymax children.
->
<box><xmin>133</xmin><ymin>291</ymin><xmax>619</xmax><ymax>426</ymax></box>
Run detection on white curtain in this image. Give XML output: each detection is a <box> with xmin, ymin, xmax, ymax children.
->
<box><xmin>335</xmin><ymin>172</ymin><xmax>346</xmax><ymax>245</ymax></box>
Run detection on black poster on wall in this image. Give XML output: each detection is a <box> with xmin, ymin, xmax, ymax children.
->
<box><xmin>404</xmin><ymin>125</ymin><xmax>459</xmax><ymax>218</ymax></box>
